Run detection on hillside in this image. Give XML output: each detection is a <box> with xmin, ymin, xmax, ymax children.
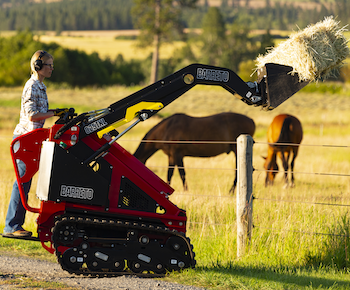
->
<box><xmin>203</xmin><ymin>0</ymin><xmax>333</xmax><ymax>9</ymax></box>
<box><xmin>0</xmin><ymin>0</ymin><xmax>348</xmax><ymax>33</ymax></box>
<box><xmin>0</xmin><ymin>0</ymin><xmax>338</xmax><ymax>9</ymax></box>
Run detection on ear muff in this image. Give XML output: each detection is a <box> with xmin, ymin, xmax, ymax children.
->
<box><xmin>34</xmin><ymin>51</ymin><xmax>47</xmax><ymax>71</ymax></box>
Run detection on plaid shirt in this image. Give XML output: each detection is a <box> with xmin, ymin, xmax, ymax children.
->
<box><xmin>14</xmin><ymin>74</ymin><xmax>49</xmax><ymax>135</ymax></box>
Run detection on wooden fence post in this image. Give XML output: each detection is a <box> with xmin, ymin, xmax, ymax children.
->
<box><xmin>236</xmin><ymin>134</ymin><xmax>254</xmax><ymax>258</ymax></box>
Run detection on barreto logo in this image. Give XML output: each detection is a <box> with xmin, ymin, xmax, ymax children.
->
<box><xmin>84</xmin><ymin>118</ymin><xmax>108</xmax><ymax>134</ymax></box>
<box><xmin>60</xmin><ymin>185</ymin><xmax>94</xmax><ymax>200</ymax></box>
<box><xmin>196</xmin><ymin>68</ymin><xmax>229</xmax><ymax>82</ymax></box>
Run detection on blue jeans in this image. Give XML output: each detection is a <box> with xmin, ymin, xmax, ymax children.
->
<box><xmin>4</xmin><ymin>141</ymin><xmax>32</xmax><ymax>234</ymax></box>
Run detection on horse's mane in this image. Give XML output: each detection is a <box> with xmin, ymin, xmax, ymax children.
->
<box><xmin>142</xmin><ymin>118</ymin><xmax>166</xmax><ymax>140</ymax></box>
<box><xmin>141</xmin><ymin>114</ymin><xmax>186</xmax><ymax>140</ymax></box>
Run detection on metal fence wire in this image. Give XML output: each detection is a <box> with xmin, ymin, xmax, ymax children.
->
<box><xmin>1</xmin><ymin>136</ymin><xmax>350</xmax><ymax>238</ymax></box>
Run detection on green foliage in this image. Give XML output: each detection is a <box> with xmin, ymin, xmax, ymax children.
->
<box><xmin>131</xmin><ymin>0</ymin><xmax>198</xmax><ymax>82</ymax></box>
<box><xmin>0</xmin><ymin>30</ymin><xmax>146</xmax><ymax>87</ymax></box>
<box><xmin>112</xmin><ymin>54</ymin><xmax>145</xmax><ymax>86</ymax></box>
<box><xmin>169</xmin><ymin>43</ymin><xmax>198</xmax><ymax>72</ymax></box>
<box><xmin>198</xmin><ymin>8</ymin><xmax>275</xmax><ymax>72</ymax></box>
<box><xmin>0</xmin><ymin>29</ymin><xmax>39</xmax><ymax>86</ymax></box>
<box><xmin>200</xmin><ymin>7</ymin><xmax>226</xmax><ymax>66</ymax></box>
<box><xmin>132</xmin><ymin>0</ymin><xmax>180</xmax><ymax>46</ymax></box>
<box><xmin>220</xmin><ymin>23</ymin><xmax>258</xmax><ymax>71</ymax></box>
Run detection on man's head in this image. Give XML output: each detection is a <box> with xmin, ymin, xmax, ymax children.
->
<box><xmin>31</xmin><ymin>50</ymin><xmax>54</xmax><ymax>79</ymax></box>
<box><xmin>31</xmin><ymin>50</ymin><xmax>54</xmax><ymax>72</ymax></box>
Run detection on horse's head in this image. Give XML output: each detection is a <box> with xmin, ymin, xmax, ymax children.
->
<box><xmin>134</xmin><ymin>137</ymin><xmax>161</xmax><ymax>164</ymax></box>
<box><xmin>262</xmin><ymin>155</ymin><xmax>278</xmax><ymax>186</ymax></box>
<box><xmin>133</xmin><ymin>141</ymin><xmax>156</xmax><ymax>164</ymax></box>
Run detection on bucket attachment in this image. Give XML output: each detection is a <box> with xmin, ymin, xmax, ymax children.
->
<box><xmin>257</xmin><ymin>63</ymin><xmax>309</xmax><ymax>110</ymax></box>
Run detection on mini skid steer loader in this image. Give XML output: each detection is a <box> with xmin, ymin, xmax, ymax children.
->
<box><xmin>3</xmin><ymin>63</ymin><xmax>307</xmax><ymax>276</ymax></box>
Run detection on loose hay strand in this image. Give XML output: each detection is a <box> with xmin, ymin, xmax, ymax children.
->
<box><xmin>255</xmin><ymin>16</ymin><xmax>350</xmax><ymax>82</ymax></box>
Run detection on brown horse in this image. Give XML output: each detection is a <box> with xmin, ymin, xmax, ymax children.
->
<box><xmin>263</xmin><ymin>114</ymin><xmax>303</xmax><ymax>188</ymax></box>
<box><xmin>134</xmin><ymin>112</ymin><xmax>255</xmax><ymax>193</ymax></box>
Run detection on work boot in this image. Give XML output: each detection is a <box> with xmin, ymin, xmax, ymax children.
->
<box><xmin>3</xmin><ymin>229</ymin><xmax>32</xmax><ymax>237</ymax></box>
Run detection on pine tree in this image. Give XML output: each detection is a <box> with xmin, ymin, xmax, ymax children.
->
<box><xmin>131</xmin><ymin>0</ymin><xmax>198</xmax><ymax>84</ymax></box>
<box><xmin>200</xmin><ymin>7</ymin><xmax>227</xmax><ymax>66</ymax></box>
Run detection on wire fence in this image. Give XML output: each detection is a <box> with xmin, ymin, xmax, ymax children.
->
<box><xmin>2</xmin><ymin>136</ymin><xmax>350</xmax><ymax>177</ymax></box>
<box><xmin>1</xmin><ymin>136</ymin><xmax>350</xmax><ymax>239</ymax></box>
<box><xmin>119</xmin><ymin>138</ymin><xmax>350</xmax><ymax>240</ymax></box>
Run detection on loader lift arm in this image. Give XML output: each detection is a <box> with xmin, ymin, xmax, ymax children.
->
<box><xmin>54</xmin><ymin>63</ymin><xmax>307</xmax><ymax>164</ymax></box>
<box><xmin>69</xmin><ymin>63</ymin><xmax>263</xmax><ymax>140</ymax></box>
<box><xmin>55</xmin><ymin>63</ymin><xmax>307</xmax><ymax>140</ymax></box>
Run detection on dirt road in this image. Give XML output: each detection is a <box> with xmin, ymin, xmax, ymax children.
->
<box><xmin>0</xmin><ymin>254</ymin><xmax>206</xmax><ymax>290</ymax></box>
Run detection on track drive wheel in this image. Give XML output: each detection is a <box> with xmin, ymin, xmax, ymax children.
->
<box><xmin>153</xmin><ymin>262</ymin><xmax>166</xmax><ymax>274</ymax></box>
<box><xmin>112</xmin><ymin>259</ymin><xmax>126</xmax><ymax>271</ymax></box>
<box><xmin>61</xmin><ymin>248</ymin><xmax>83</xmax><ymax>270</ymax></box>
<box><xmin>128</xmin><ymin>260</ymin><xmax>144</xmax><ymax>273</ymax></box>
<box><xmin>87</xmin><ymin>260</ymin><xmax>103</xmax><ymax>271</ymax></box>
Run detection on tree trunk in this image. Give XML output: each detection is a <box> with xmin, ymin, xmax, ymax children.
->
<box><xmin>150</xmin><ymin>0</ymin><xmax>160</xmax><ymax>84</ymax></box>
<box><xmin>150</xmin><ymin>33</ymin><xmax>159</xmax><ymax>84</ymax></box>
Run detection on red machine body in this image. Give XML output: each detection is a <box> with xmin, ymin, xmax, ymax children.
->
<box><xmin>11</xmin><ymin>124</ymin><xmax>189</xmax><ymax>272</ymax></box>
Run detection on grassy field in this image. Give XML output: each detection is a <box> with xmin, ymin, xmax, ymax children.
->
<box><xmin>1</xmin><ymin>84</ymin><xmax>350</xmax><ymax>289</ymax></box>
<box><xmin>0</xmin><ymin>29</ymin><xmax>188</xmax><ymax>60</ymax></box>
<box><xmin>38</xmin><ymin>31</ymin><xmax>187</xmax><ymax>61</ymax></box>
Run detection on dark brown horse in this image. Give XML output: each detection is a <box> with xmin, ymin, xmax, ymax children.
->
<box><xmin>263</xmin><ymin>114</ymin><xmax>303</xmax><ymax>188</ymax></box>
<box><xmin>134</xmin><ymin>112</ymin><xmax>255</xmax><ymax>193</ymax></box>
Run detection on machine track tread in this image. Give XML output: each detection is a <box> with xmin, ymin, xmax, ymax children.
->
<box><xmin>52</xmin><ymin>214</ymin><xmax>195</xmax><ymax>277</ymax></box>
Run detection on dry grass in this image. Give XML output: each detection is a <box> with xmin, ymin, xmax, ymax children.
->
<box><xmin>37</xmin><ymin>34</ymin><xmax>185</xmax><ymax>61</ymax></box>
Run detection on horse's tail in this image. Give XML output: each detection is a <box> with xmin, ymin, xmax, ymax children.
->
<box><xmin>277</xmin><ymin>116</ymin><xmax>293</xmax><ymax>144</ymax></box>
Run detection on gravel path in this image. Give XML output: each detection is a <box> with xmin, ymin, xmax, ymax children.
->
<box><xmin>0</xmin><ymin>254</ymin><xmax>206</xmax><ymax>290</ymax></box>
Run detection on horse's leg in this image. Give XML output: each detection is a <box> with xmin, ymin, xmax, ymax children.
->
<box><xmin>167</xmin><ymin>155</ymin><xmax>175</xmax><ymax>186</ymax></box>
<box><xmin>280</xmin><ymin>150</ymin><xmax>289</xmax><ymax>188</ymax></box>
<box><xmin>229</xmin><ymin>150</ymin><xmax>237</xmax><ymax>194</ymax></box>
<box><xmin>265</xmin><ymin>158</ymin><xmax>274</xmax><ymax>187</ymax></box>
<box><xmin>176</xmin><ymin>157</ymin><xmax>188</xmax><ymax>191</ymax></box>
<box><xmin>290</xmin><ymin>147</ymin><xmax>299</xmax><ymax>187</ymax></box>
<box><xmin>285</xmin><ymin>150</ymin><xmax>292</xmax><ymax>187</ymax></box>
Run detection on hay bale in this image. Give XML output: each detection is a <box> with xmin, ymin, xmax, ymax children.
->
<box><xmin>255</xmin><ymin>16</ymin><xmax>349</xmax><ymax>82</ymax></box>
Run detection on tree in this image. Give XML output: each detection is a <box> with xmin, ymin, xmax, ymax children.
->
<box><xmin>131</xmin><ymin>0</ymin><xmax>198</xmax><ymax>84</ymax></box>
<box><xmin>220</xmin><ymin>23</ymin><xmax>256</xmax><ymax>71</ymax></box>
<box><xmin>200</xmin><ymin>7</ymin><xmax>227</xmax><ymax>66</ymax></box>
<box><xmin>198</xmin><ymin>7</ymin><xmax>270</xmax><ymax>72</ymax></box>
<box><xmin>219</xmin><ymin>23</ymin><xmax>274</xmax><ymax>72</ymax></box>
<box><xmin>258</xmin><ymin>29</ymin><xmax>274</xmax><ymax>55</ymax></box>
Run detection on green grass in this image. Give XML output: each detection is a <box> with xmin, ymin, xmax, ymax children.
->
<box><xmin>0</xmin><ymin>238</ymin><xmax>55</xmax><ymax>262</ymax></box>
<box><xmin>0</xmin><ymin>273</ymin><xmax>78</xmax><ymax>289</ymax></box>
<box><xmin>2</xmin><ymin>85</ymin><xmax>350</xmax><ymax>289</ymax></box>
<box><xmin>167</xmin><ymin>265</ymin><xmax>350</xmax><ymax>290</ymax></box>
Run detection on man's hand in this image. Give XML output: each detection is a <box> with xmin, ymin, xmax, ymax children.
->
<box><xmin>54</xmin><ymin>108</ymin><xmax>70</xmax><ymax>117</ymax></box>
